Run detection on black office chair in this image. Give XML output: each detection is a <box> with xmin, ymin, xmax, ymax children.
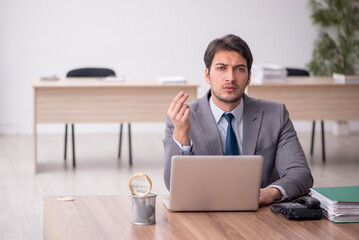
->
<box><xmin>286</xmin><ymin>68</ymin><xmax>325</xmax><ymax>162</ymax></box>
<box><xmin>65</xmin><ymin>68</ymin><xmax>132</xmax><ymax>167</ymax></box>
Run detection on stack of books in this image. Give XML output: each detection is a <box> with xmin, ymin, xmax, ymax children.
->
<box><xmin>332</xmin><ymin>73</ymin><xmax>359</xmax><ymax>84</ymax></box>
<box><xmin>156</xmin><ymin>76</ymin><xmax>187</xmax><ymax>84</ymax></box>
<box><xmin>251</xmin><ymin>65</ymin><xmax>287</xmax><ymax>83</ymax></box>
<box><xmin>309</xmin><ymin>186</ymin><xmax>359</xmax><ymax>223</ymax></box>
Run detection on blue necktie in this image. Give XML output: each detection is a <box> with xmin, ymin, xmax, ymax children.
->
<box><xmin>223</xmin><ymin>113</ymin><xmax>239</xmax><ymax>155</ymax></box>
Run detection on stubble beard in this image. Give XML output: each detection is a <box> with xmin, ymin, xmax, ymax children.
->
<box><xmin>211</xmin><ymin>84</ymin><xmax>243</xmax><ymax>104</ymax></box>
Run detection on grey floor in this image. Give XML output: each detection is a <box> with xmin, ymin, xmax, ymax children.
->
<box><xmin>1</xmin><ymin>130</ymin><xmax>359</xmax><ymax>239</ymax></box>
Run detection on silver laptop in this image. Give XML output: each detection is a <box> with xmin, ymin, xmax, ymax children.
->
<box><xmin>163</xmin><ymin>155</ymin><xmax>263</xmax><ymax>211</ymax></box>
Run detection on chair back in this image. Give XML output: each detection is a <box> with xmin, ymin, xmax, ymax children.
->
<box><xmin>67</xmin><ymin>68</ymin><xmax>116</xmax><ymax>77</ymax></box>
<box><xmin>286</xmin><ymin>68</ymin><xmax>309</xmax><ymax>76</ymax></box>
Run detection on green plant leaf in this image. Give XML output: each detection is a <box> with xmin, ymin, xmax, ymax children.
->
<box><xmin>308</xmin><ymin>0</ymin><xmax>359</xmax><ymax>75</ymax></box>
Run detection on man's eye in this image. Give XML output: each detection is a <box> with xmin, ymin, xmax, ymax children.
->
<box><xmin>217</xmin><ymin>67</ymin><xmax>225</xmax><ymax>70</ymax></box>
<box><xmin>236</xmin><ymin>68</ymin><xmax>245</xmax><ymax>72</ymax></box>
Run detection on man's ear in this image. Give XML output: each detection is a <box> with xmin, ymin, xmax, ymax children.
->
<box><xmin>205</xmin><ymin>68</ymin><xmax>211</xmax><ymax>84</ymax></box>
<box><xmin>246</xmin><ymin>71</ymin><xmax>251</xmax><ymax>86</ymax></box>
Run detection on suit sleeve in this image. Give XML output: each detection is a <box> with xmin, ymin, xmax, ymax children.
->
<box><xmin>271</xmin><ymin>104</ymin><xmax>313</xmax><ymax>199</ymax></box>
<box><xmin>163</xmin><ymin>115</ymin><xmax>193</xmax><ymax>191</ymax></box>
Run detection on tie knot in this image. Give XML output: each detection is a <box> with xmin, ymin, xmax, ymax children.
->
<box><xmin>223</xmin><ymin>113</ymin><xmax>234</xmax><ymax>123</ymax></box>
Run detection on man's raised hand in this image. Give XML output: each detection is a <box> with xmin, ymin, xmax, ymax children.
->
<box><xmin>168</xmin><ymin>91</ymin><xmax>191</xmax><ymax>146</ymax></box>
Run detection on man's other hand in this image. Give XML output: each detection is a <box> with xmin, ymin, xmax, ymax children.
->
<box><xmin>168</xmin><ymin>91</ymin><xmax>191</xmax><ymax>146</ymax></box>
<box><xmin>259</xmin><ymin>187</ymin><xmax>283</xmax><ymax>206</ymax></box>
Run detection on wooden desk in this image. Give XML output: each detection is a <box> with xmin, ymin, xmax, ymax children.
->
<box><xmin>32</xmin><ymin>78</ymin><xmax>198</xmax><ymax>173</ymax></box>
<box><xmin>43</xmin><ymin>195</ymin><xmax>359</xmax><ymax>240</ymax></box>
<box><xmin>246</xmin><ymin>77</ymin><xmax>359</xmax><ymax>120</ymax></box>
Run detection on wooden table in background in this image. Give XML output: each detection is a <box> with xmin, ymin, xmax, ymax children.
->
<box><xmin>32</xmin><ymin>78</ymin><xmax>198</xmax><ymax>173</ymax></box>
<box><xmin>43</xmin><ymin>195</ymin><xmax>359</xmax><ymax>240</ymax></box>
<box><xmin>246</xmin><ymin>76</ymin><xmax>359</xmax><ymax>120</ymax></box>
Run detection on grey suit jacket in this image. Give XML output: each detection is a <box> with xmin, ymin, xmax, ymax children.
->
<box><xmin>163</xmin><ymin>91</ymin><xmax>313</xmax><ymax>200</ymax></box>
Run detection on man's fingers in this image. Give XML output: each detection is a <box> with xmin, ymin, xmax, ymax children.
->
<box><xmin>173</xmin><ymin>93</ymin><xmax>189</xmax><ymax>114</ymax></box>
<box><xmin>169</xmin><ymin>91</ymin><xmax>184</xmax><ymax>112</ymax></box>
<box><xmin>183</xmin><ymin>107</ymin><xmax>190</xmax><ymax>121</ymax></box>
<box><xmin>177</xmin><ymin>104</ymin><xmax>189</xmax><ymax>120</ymax></box>
<box><xmin>174</xmin><ymin>93</ymin><xmax>188</xmax><ymax>113</ymax></box>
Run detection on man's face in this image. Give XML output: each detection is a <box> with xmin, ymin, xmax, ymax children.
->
<box><xmin>205</xmin><ymin>50</ymin><xmax>251</xmax><ymax>111</ymax></box>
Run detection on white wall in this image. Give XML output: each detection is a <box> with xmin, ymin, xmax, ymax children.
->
<box><xmin>0</xmin><ymin>0</ymin><xmax>357</xmax><ymax>134</ymax></box>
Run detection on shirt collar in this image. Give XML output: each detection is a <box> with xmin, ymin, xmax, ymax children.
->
<box><xmin>209</xmin><ymin>96</ymin><xmax>244</xmax><ymax>123</ymax></box>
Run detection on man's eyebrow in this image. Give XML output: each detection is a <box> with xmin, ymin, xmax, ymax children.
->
<box><xmin>234</xmin><ymin>64</ymin><xmax>247</xmax><ymax>68</ymax></box>
<box><xmin>215</xmin><ymin>63</ymin><xmax>247</xmax><ymax>68</ymax></box>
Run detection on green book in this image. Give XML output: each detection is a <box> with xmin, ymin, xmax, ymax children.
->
<box><xmin>311</xmin><ymin>186</ymin><xmax>359</xmax><ymax>203</ymax></box>
<box><xmin>310</xmin><ymin>186</ymin><xmax>359</xmax><ymax>223</ymax></box>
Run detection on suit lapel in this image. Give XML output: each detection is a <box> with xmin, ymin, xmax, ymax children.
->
<box><xmin>192</xmin><ymin>92</ymin><xmax>224</xmax><ymax>155</ymax></box>
<box><xmin>242</xmin><ymin>94</ymin><xmax>263</xmax><ymax>155</ymax></box>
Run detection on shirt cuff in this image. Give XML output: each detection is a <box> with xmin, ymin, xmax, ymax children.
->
<box><xmin>268</xmin><ymin>185</ymin><xmax>289</xmax><ymax>202</ymax></box>
<box><xmin>172</xmin><ymin>136</ymin><xmax>192</xmax><ymax>153</ymax></box>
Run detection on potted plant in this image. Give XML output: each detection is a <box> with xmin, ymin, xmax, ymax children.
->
<box><xmin>307</xmin><ymin>0</ymin><xmax>359</xmax><ymax>77</ymax></box>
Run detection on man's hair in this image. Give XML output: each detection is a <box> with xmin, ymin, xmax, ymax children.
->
<box><xmin>204</xmin><ymin>34</ymin><xmax>253</xmax><ymax>73</ymax></box>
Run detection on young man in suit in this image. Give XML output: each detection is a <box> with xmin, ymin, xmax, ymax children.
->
<box><xmin>163</xmin><ymin>34</ymin><xmax>313</xmax><ymax>205</ymax></box>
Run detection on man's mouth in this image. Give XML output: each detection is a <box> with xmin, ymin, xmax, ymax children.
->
<box><xmin>223</xmin><ymin>85</ymin><xmax>237</xmax><ymax>92</ymax></box>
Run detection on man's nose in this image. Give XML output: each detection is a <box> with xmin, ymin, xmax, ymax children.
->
<box><xmin>225</xmin><ymin>69</ymin><xmax>235</xmax><ymax>81</ymax></box>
